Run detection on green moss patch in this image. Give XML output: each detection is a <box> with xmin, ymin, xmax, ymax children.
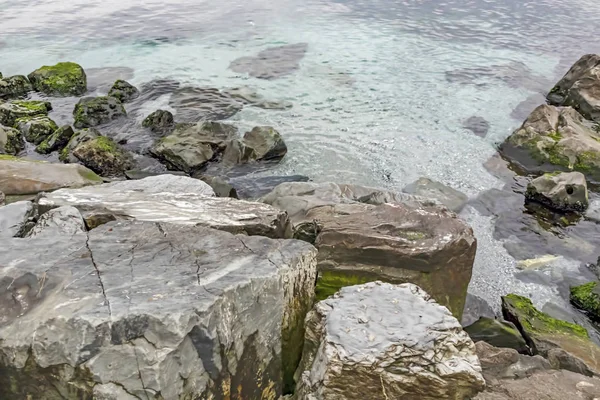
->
<box><xmin>570</xmin><ymin>282</ymin><xmax>600</xmax><ymax>321</ymax></box>
<box><xmin>315</xmin><ymin>270</ymin><xmax>377</xmax><ymax>301</ymax></box>
<box><xmin>28</xmin><ymin>62</ymin><xmax>87</xmax><ymax>96</ymax></box>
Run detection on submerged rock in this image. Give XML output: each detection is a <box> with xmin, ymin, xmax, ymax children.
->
<box><xmin>294</xmin><ymin>282</ymin><xmax>485</xmax><ymax>400</ymax></box>
<box><xmin>0</xmin><ymin>125</ymin><xmax>25</xmax><ymax>155</ymax></box>
<box><xmin>403</xmin><ymin>177</ymin><xmax>468</xmax><ymax>212</ymax></box>
<box><xmin>27</xmin><ymin>62</ymin><xmax>87</xmax><ymax>96</ymax></box>
<box><xmin>0</xmin><ymin>75</ymin><xmax>32</xmax><ymax>99</ymax></box>
<box><xmin>107</xmin><ymin>79</ymin><xmax>139</xmax><ymax>103</ymax></box>
<box><xmin>464</xmin><ymin>317</ymin><xmax>529</xmax><ymax>353</ymax></box>
<box><xmin>0</xmin><ymin>100</ymin><xmax>51</xmax><ymax>126</ymax></box>
<box><xmin>14</xmin><ymin>115</ymin><xmax>58</xmax><ymax>144</ymax></box>
<box><xmin>229</xmin><ymin>43</ymin><xmax>308</xmax><ymax>80</ymax></box>
<box><xmin>72</xmin><ymin>136</ymin><xmax>134</xmax><ymax>177</ymax></box>
<box><xmin>547</xmin><ymin>54</ymin><xmax>600</xmax><ymax>123</ymax></box>
<box><xmin>35</xmin><ymin>125</ymin><xmax>75</xmax><ymax>154</ymax></box>
<box><xmin>525</xmin><ymin>171</ymin><xmax>588</xmax><ymax>212</ymax></box>
<box><xmin>169</xmin><ymin>87</ymin><xmax>242</xmax><ymax>122</ymax></box>
<box><xmin>570</xmin><ymin>281</ymin><xmax>600</xmax><ymax>321</ymax></box>
<box><xmin>0</xmin><ymin>158</ymin><xmax>102</xmax><ymax>195</ymax></box>
<box><xmin>142</xmin><ymin>109</ymin><xmax>174</xmax><ymax>132</ymax></box>
<box><xmin>223</xmin><ymin>86</ymin><xmax>293</xmax><ymax>110</ymax></box>
<box><xmin>261</xmin><ymin>182</ymin><xmax>476</xmax><ymax>317</ymax></box>
<box><xmin>463</xmin><ymin>115</ymin><xmax>490</xmax><ymax>138</ymax></box>
<box><xmin>73</xmin><ymin>96</ymin><xmax>127</xmax><ymax>128</ymax></box>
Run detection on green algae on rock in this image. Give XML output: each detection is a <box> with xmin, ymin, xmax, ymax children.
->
<box><xmin>107</xmin><ymin>79</ymin><xmax>139</xmax><ymax>103</ymax></box>
<box><xmin>27</xmin><ymin>62</ymin><xmax>87</xmax><ymax>96</ymax></box>
<box><xmin>570</xmin><ymin>282</ymin><xmax>600</xmax><ymax>321</ymax></box>
<box><xmin>72</xmin><ymin>136</ymin><xmax>133</xmax><ymax>177</ymax></box>
<box><xmin>35</xmin><ymin>125</ymin><xmax>75</xmax><ymax>155</ymax></box>
<box><xmin>59</xmin><ymin>128</ymin><xmax>100</xmax><ymax>163</ymax></box>
<box><xmin>0</xmin><ymin>100</ymin><xmax>51</xmax><ymax>126</ymax></box>
<box><xmin>464</xmin><ymin>317</ymin><xmax>529</xmax><ymax>354</ymax></box>
<box><xmin>73</xmin><ymin>96</ymin><xmax>126</xmax><ymax>128</ymax></box>
<box><xmin>0</xmin><ymin>125</ymin><xmax>25</xmax><ymax>156</ymax></box>
<box><xmin>14</xmin><ymin>115</ymin><xmax>58</xmax><ymax>145</ymax></box>
<box><xmin>0</xmin><ymin>75</ymin><xmax>33</xmax><ymax>99</ymax></box>
<box><xmin>142</xmin><ymin>109</ymin><xmax>174</xmax><ymax>132</ymax></box>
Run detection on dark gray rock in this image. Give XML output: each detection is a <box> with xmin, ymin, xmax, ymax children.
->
<box><xmin>229</xmin><ymin>43</ymin><xmax>308</xmax><ymax>80</ymax></box>
<box><xmin>0</xmin><ymin>200</ymin><xmax>33</xmax><ymax>238</ymax></box>
<box><xmin>73</xmin><ymin>96</ymin><xmax>127</xmax><ymax>128</ymax></box>
<box><xmin>230</xmin><ymin>175</ymin><xmax>310</xmax><ymax>200</ymax></box>
<box><xmin>59</xmin><ymin>127</ymin><xmax>100</xmax><ymax>163</ymax></box>
<box><xmin>462</xmin><ymin>293</ymin><xmax>497</xmax><ymax>327</ymax></box>
<box><xmin>35</xmin><ymin>125</ymin><xmax>75</xmax><ymax>155</ymax></box>
<box><xmin>464</xmin><ymin>116</ymin><xmax>490</xmax><ymax>138</ymax></box>
<box><xmin>199</xmin><ymin>175</ymin><xmax>238</xmax><ymax>198</ymax></box>
<box><xmin>107</xmin><ymin>80</ymin><xmax>139</xmax><ymax>103</ymax></box>
<box><xmin>469</xmin><ymin>188</ymin><xmax>524</xmax><ymax>217</ymax></box>
<box><xmin>243</xmin><ymin>126</ymin><xmax>287</xmax><ymax>161</ymax></box>
<box><xmin>403</xmin><ymin>177</ymin><xmax>468</xmax><ymax>212</ymax></box>
<box><xmin>526</xmin><ymin>172</ymin><xmax>588</xmax><ymax>212</ymax></box>
<box><xmin>168</xmin><ymin>87</ymin><xmax>242</xmax><ymax>122</ymax></box>
<box><xmin>464</xmin><ymin>317</ymin><xmax>529</xmax><ymax>354</ymax></box>
<box><xmin>142</xmin><ymin>109</ymin><xmax>174</xmax><ymax>132</ymax></box>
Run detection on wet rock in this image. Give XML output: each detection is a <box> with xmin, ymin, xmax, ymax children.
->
<box><xmin>0</xmin><ymin>75</ymin><xmax>32</xmax><ymax>99</ymax></box>
<box><xmin>223</xmin><ymin>86</ymin><xmax>293</xmax><ymax>110</ymax></box>
<box><xmin>169</xmin><ymin>87</ymin><xmax>242</xmax><ymax>122</ymax></box>
<box><xmin>28</xmin><ymin>62</ymin><xmax>87</xmax><ymax>96</ymax></box>
<box><xmin>547</xmin><ymin>54</ymin><xmax>600</xmax><ymax>122</ymax></box>
<box><xmin>0</xmin><ymin>201</ymin><xmax>33</xmax><ymax>238</ymax></box>
<box><xmin>14</xmin><ymin>115</ymin><xmax>58</xmax><ymax>144</ymax></box>
<box><xmin>570</xmin><ymin>281</ymin><xmax>600</xmax><ymax>322</ymax></box>
<box><xmin>59</xmin><ymin>127</ymin><xmax>100</xmax><ymax>163</ymax></box>
<box><xmin>0</xmin><ymin>125</ymin><xmax>25</xmax><ymax>155</ymax></box>
<box><xmin>526</xmin><ymin>172</ymin><xmax>588</xmax><ymax>212</ymax></box>
<box><xmin>73</xmin><ymin>96</ymin><xmax>127</xmax><ymax>128</ymax></box>
<box><xmin>107</xmin><ymin>79</ymin><xmax>139</xmax><ymax>103</ymax></box>
<box><xmin>142</xmin><ymin>109</ymin><xmax>174</xmax><ymax>132</ymax></box>
<box><xmin>260</xmin><ymin>182</ymin><xmax>476</xmax><ymax>317</ymax></box>
<box><xmin>0</xmin><ymin>219</ymin><xmax>317</xmax><ymax>399</ymax></box>
<box><xmin>0</xmin><ymin>158</ymin><xmax>102</xmax><ymax>195</ymax></box>
<box><xmin>243</xmin><ymin>126</ymin><xmax>287</xmax><ymax>160</ymax></box>
<box><xmin>294</xmin><ymin>282</ymin><xmax>485</xmax><ymax>400</ymax></box>
<box><xmin>0</xmin><ymin>100</ymin><xmax>51</xmax><ymax>126</ymax></box>
<box><xmin>501</xmin><ymin>294</ymin><xmax>600</xmax><ymax>375</ymax></box>
<box><xmin>469</xmin><ymin>188</ymin><xmax>524</xmax><ymax>217</ymax></box>
<box><xmin>464</xmin><ymin>317</ymin><xmax>529</xmax><ymax>353</ymax></box>
<box><xmin>72</xmin><ymin>136</ymin><xmax>134</xmax><ymax>177</ymax></box>
<box><xmin>35</xmin><ymin>125</ymin><xmax>75</xmax><ymax>155</ymax></box>
<box><xmin>500</xmin><ymin>104</ymin><xmax>600</xmax><ymax>182</ymax></box>
<box><xmin>199</xmin><ymin>175</ymin><xmax>238</xmax><ymax>198</ymax></box>
<box><xmin>403</xmin><ymin>177</ymin><xmax>468</xmax><ymax>212</ymax></box>
<box><xmin>124</xmin><ymin>170</ymin><xmax>186</xmax><ymax>180</ymax></box>
<box><xmin>230</xmin><ymin>174</ymin><xmax>310</xmax><ymax>200</ymax></box>
<box><xmin>464</xmin><ymin>116</ymin><xmax>490</xmax><ymax>138</ymax></box>
<box><xmin>25</xmin><ymin>205</ymin><xmax>86</xmax><ymax>238</ymax></box>
<box><xmin>229</xmin><ymin>43</ymin><xmax>308</xmax><ymax>80</ymax></box>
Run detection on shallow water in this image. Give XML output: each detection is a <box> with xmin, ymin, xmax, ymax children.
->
<box><xmin>2</xmin><ymin>0</ymin><xmax>600</xmax><ymax>320</ymax></box>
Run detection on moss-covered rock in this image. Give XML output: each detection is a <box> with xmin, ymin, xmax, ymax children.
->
<box><xmin>525</xmin><ymin>171</ymin><xmax>588</xmax><ymax>212</ymax></box>
<box><xmin>59</xmin><ymin>128</ymin><xmax>100</xmax><ymax>163</ymax></box>
<box><xmin>28</xmin><ymin>62</ymin><xmax>87</xmax><ymax>96</ymax></box>
<box><xmin>14</xmin><ymin>115</ymin><xmax>58</xmax><ymax>144</ymax></box>
<box><xmin>142</xmin><ymin>109</ymin><xmax>174</xmax><ymax>132</ymax></box>
<box><xmin>0</xmin><ymin>100</ymin><xmax>52</xmax><ymax>126</ymax></box>
<box><xmin>107</xmin><ymin>80</ymin><xmax>139</xmax><ymax>103</ymax></box>
<box><xmin>570</xmin><ymin>282</ymin><xmax>600</xmax><ymax>321</ymax></box>
<box><xmin>35</xmin><ymin>126</ymin><xmax>75</xmax><ymax>155</ymax></box>
<box><xmin>464</xmin><ymin>317</ymin><xmax>529</xmax><ymax>353</ymax></box>
<box><xmin>0</xmin><ymin>125</ymin><xmax>25</xmax><ymax>155</ymax></box>
<box><xmin>0</xmin><ymin>75</ymin><xmax>33</xmax><ymax>99</ymax></box>
<box><xmin>73</xmin><ymin>96</ymin><xmax>126</xmax><ymax>128</ymax></box>
<box><xmin>72</xmin><ymin>136</ymin><xmax>134</xmax><ymax>176</ymax></box>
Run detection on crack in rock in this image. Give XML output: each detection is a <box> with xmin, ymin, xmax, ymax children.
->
<box><xmin>85</xmin><ymin>232</ymin><xmax>112</xmax><ymax>317</ymax></box>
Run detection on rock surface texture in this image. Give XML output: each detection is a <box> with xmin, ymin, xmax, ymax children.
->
<box><xmin>0</xmin><ymin>75</ymin><xmax>32</xmax><ymax>99</ymax></box>
<box><xmin>402</xmin><ymin>177</ymin><xmax>468</xmax><ymax>212</ymax></box>
<box><xmin>0</xmin><ymin>210</ymin><xmax>318</xmax><ymax>399</ymax></box>
<box><xmin>525</xmin><ymin>171</ymin><xmax>588</xmax><ymax>212</ymax></box>
<box><xmin>0</xmin><ymin>200</ymin><xmax>33</xmax><ymax>238</ymax></box>
<box><xmin>293</xmin><ymin>282</ymin><xmax>485</xmax><ymax>400</ymax></box>
<box><xmin>260</xmin><ymin>182</ymin><xmax>477</xmax><ymax>317</ymax></box>
<box><xmin>464</xmin><ymin>317</ymin><xmax>529</xmax><ymax>354</ymax></box>
<box><xmin>28</xmin><ymin>62</ymin><xmax>87</xmax><ymax>96</ymax></box>
<box><xmin>0</xmin><ymin>125</ymin><xmax>24</xmax><ymax>155</ymax></box>
<box><xmin>73</xmin><ymin>96</ymin><xmax>126</xmax><ymax>128</ymax></box>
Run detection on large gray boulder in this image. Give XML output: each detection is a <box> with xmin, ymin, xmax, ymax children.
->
<box><xmin>260</xmin><ymin>182</ymin><xmax>476</xmax><ymax>317</ymax></box>
<box><xmin>294</xmin><ymin>282</ymin><xmax>485</xmax><ymax>400</ymax></box>
<box><xmin>0</xmin><ymin>158</ymin><xmax>103</xmax><ymax>195</ymax></box>
<box><xmin>403</xmin><ymin>177</ymin><xmax>468</xmax><ymax>212</ymax></box>
<box><xmin>525</xmin><ymin>171</ymin><xmax>588</xmax><ymax>212</ymax></box>
<box><xmin>547</xmin><ymin>54</ymin><xmax>600</xmax><ymax>123</ymax></box>
<box><xmin>38</xmin><ymin>175</ymin><xmax>293</xmax><ymax>239</ymax></box>
<box><xmin>0</xmin><ymin>214</ymin><xmax>318</xmax><ymax>399</ymax></box>
<box><xmin>0</xmin><ymin>200</ymin><xmax>33</xmax><ymax>238</ymax></box>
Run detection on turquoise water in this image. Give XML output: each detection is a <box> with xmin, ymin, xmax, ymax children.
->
<box><xmin>2</xmin><ymin>0</ymin><xmax>600</xmax><ymax>318</ymax></box>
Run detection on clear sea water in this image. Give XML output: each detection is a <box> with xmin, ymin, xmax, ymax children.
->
<box><xmin>2</xmin><ymin>0</ymin><xmax>600</xmax><ymax>322</ymax></box>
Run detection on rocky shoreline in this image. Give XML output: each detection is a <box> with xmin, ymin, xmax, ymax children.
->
<box><xmin>3</xmin><ymin>53</ymin><xmax>600</xmax><ymax>399</ymax></box>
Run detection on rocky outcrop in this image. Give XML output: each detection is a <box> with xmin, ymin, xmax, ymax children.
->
<box><xmin>525</xmin><ymin>171</ymin><xmax>588</xmax><ymax>212</ymax></box>
<box><xmin>0</xmin><ymin>75</ymin><xmax>32</xmax><ymax>99</ymax></box>
<box><xmin>570</xmin><ymin>281</ymin><xmax>600</xmax><ymax>321</ymax></box>
<box><xmin>0</xmin><ymin>211</ymin><xmax>317</xmax><ymax>399</ymax></box>
<box><xmin>0</xmin><ymin>158</ymin><xmax>102</xmax><ymax>195</ymax></box>
<box><xmin>260</xmin><ymin>182</ymin><xmax>477</xmax><ymax>317</ymax></box>
<box><xmin>464</xmin><ymin>317</ymin><xmax>529</xmax><ymax>354</ymax></box>
<box><xmin>0</xmin><ymin>125</ymin><xmax>24</xmax><ymax>155</ymax></box>
<box><xmin>107</xmin><ymin>80</ymin><xmax>139</xmax><ymax>103</ymax></box>
<box><xmin>142</xmin><ymin>109</ymin><xmax>174</xmax><ymax>132</ymax></box>
<box><xmin>168</xmin><ymin>87</ymin><xmax>242</xmax><ymax>122</ymax></box>
<box><xmin>14</xmin><ymin>115</ymin><xmax>58</xmax><ymax>144</ymax></box>
<box><xmin>73</xmin><ymin>96</ymin><xmax>126</xmax><ymax>128</ymax></box>
<box><xmin>27</xmin><ymin>61</ymin><xmax>87</xmax><ymax>96</ymax></box>
<box><xmin>403</xmin><ymin>177</ymin><xmax>468</xmax><ymax>212</ymax></box>
<box><xmin>294</xmin><ymin>282</ymin><xmax>485</xmax><ymax>400</ymax></box>
<box><xmin>35</xmin><ymin>125</ymin><xmax>75</xmax><ymax>154</ymax></box>
<box><xmin>59</xmin><ymin>127</ymin><xmax>100</xmax><ymax>162</ymax></box>
<box><xmin>37</xmin><ymin>175</ymin><xmax>293</xmax><ymax>239</ymax></box>
<box><xmin>229</xmin><ymin>43</ymin><xmax>308</xmax><ymax>80</ymax></box>
<box><xmin>72</xmin><ymin>136</ymin><xmax>134</xmax><ymax>177</ymax></box>
<box><xmin>547</xmin><ymin>54</ymin><xmax>600</xmax><ymax>123</ymax></box>
<box><xmin>0</xmin><ymin>200</ymin><xmax>33</xmax><ymax>238</ymax></box>
<box><xmin>0</xmin><ymin>100</ymin><xmax>51</xmax><ymax>126</ymax></box>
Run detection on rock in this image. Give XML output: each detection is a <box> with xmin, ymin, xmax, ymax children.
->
<box><xmin>0</xmin><ymin>75</ymin><xmax>33</xmax><ymax>99</ymax></box>
<box><xmin>35</xmin><ymin>125</ymin><xmax>75</xmax><ymax>154</ymax></box>
<box><xmin>230</xmin><ymin>174</ymin><xmax>310</xmax><ymax>199</ymax></box>
<box><xmin>464</xmin><ymin>116</ymin><xmax>490</xmax><ymax>138</ymax></box>
<box><xmin>107</xmin><ymin>79</ymin><xmax>139</xmax><ymax>103</ymax></box>
<box><xmin>462</xmin><ymin>293</ymin><xmax>497</xmax><ymax>327</ymax></box>
<box><xmin>0</xmin><ymin>125</ymin><xmax>25</xmax><ymax>155</ymax></box>
<box><xmin>470</xmin><ymin>188</ymin><xmax>524</xmax><ymax>216</ymax></box>
<box><xmin>81</xmin><ymin>208</ymin><xmax>118</xmax><ymax>230</ymax></box>
<box><xmin>570</xmin><ymin>281</ymin><xmax>600</xmax><ymax>322</ymax></box>
<box><xmin>0</xmin><ymin>219</ymin><xmax>317</xmax><ymax>399</ymax></box>
<box><xmin>501</xmin><ymin>294</ymin><xmax>600</xmax><ymax>375</ymax></box>
<box><xmin>223</xmin><ymin>86</ymin><xmax>293</xmax><ymax>110</ymax></box>
<box><xmin>123</xmin><ymin>170</ymin><xmax>187</xmax><ymax>180</ymax></box>
<box><xmin>260</xmin><ymin>182</ymin><xmax>476</xmax><ymax>317</ymax></box>
<box><xmin>14</xmin><ymin>115</ymin><xmax>58</xmax><ymax>144</ymax></box>
<box><xmin>0</xmin><ymin>158</ymin><xmax>102</xmax><ymax>195</ymax></box>
<box><xmin>168</xmin><ymin>87</ymin><xmax>242</xmax><ymax>122</ymax></box>
<box><xmin>475</xmin><ymin>341</ymin><xmax>552</xmax><ymax>381</ymax></box>
<box><xmin>72</xmin><ymin>136</ymin><xmax>134</xmax><ymax>177</ymax></box>
<box><xmin>221</xmin><ymin>138</ymin><xmax>257</xmax><ymax>164</ymax></box>
<box><xmin>0</xmin><ymin>100</ymin><xmax>51</xmax><ymax>126</ymax></box>
<box><xmin>525</xmin><ymin>172</ymin><xmax>588</xmax><ymax>212</ymax></box>
<box><xmin>500</xmin><ymin>104</ymin><xmax>600</xmax><ymax>181</ymax></box>
<box><xmin>403</xmin><ymin>177</ymin><xmax>469</xmax><ymax>212</ymax></box>
<box><xmin>293</xmin><ymin>282</ymin><xmax>485</xmax><ymax>400</ymax></box>
<box><xmin>73</xmin><ymin>96</ymin><xmax>126</xmax><ymax>128</ymax></box>
<box><xmin>243</xmin><ymin>126</ymin><xmax>287</xmax><ymax>160</ymax></box>
<box><xmin>464</xmin><ymin>317</ymin><xmax>529</xmax><ymax>354</ymax></box>
<box><xmin>37</xmin><ymin>175</ymin><xmax>295</xmax><ymax>239</ymax></box>
<box><xmin>0</xmin><ymin>201</ymin><xmax>33</xmax><ymax>238</ymax></box>
<box><xmin>547</xmin><ymin>54</ymin><xmax>600</xmax><ymax>122</ymax></box>
<box><xmin>150</xmin><ymin>122</ymin><xmax>238</xmax><ymax>173</ymax></box>
<box><xmin>199</xmin><ymin>175</ymin><xmax>238</xmax><ymax>198</ymax></box>
<box><xmin>142</xmin><ymin>109</ymin><xmax>174</xmax><ymax>132</ymax></box>
<box><xmin>27</xmin><ymin>61</ymin><xmax>87</xmax><ymax>96</ymax></box>
<box><xmin>516</xmin><ymin>255</ymin><xmax>562</xmax><ymax>270</ymax></box>
<box><xmin>59</xmin><ymin>127</ymin><xmax>100</xmax><ymax>163</ymax></box>
<box><xmin>25</xmin><ymin>205</ymin><xmax>86</xmax><ymax>238</ymax></box>
<box><xmin>0</xmin><ymin>191</ymin><xmax>4</xmax><ymax>206</ymax></box>
<box><xmin>229</xmin><ymin>43</ymin><xmax>308</xmax><ymax>80</ymax></box>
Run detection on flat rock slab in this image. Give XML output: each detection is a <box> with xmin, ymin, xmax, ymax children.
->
<box><xmin>38</xmin><ymin>176</ymin><xmax>291</xmax><ymax>238</ymax></box>
<box><xmin>0</xmin><ymin>219</ymin><xmax>317</xmax><ymax>399</ymax></box>
<box><xmin>294</xmin><ymin>282</ymin><xmax>485</xmax><ymax>400</ymax></box>
<box><xmin>0</xmin><ymin>200</ymin><xmax>33</xmax><ymax>238</ymax></box>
